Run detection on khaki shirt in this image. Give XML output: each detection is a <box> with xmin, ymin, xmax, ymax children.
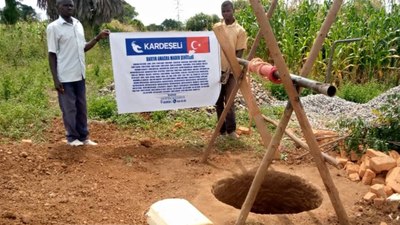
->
<box><xmin>214</xmin><ymin>20</ymin><xmax>248</xmax><ymax>72</ymax></box>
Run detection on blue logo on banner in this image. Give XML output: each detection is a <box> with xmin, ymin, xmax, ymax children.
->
<box><xmin>126</xmin><ymin>38</ymin><xmax>187</xmax><ymax>56</ymax></box>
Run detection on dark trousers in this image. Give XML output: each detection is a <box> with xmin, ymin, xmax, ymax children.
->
<box><xmin>215</xmin><ymin>74</ymin><xmax>236</xmax><ymax>134</ymax></box>
<box><xmin>58</xmin><ymin>79</ymin><xmax>88</xmax><ymax>142</ymax></box>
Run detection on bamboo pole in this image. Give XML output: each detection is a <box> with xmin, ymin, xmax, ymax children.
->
<box><xmin>295</xmin><ymin>135</ymin><xmax>348</xmax><ymax>160</ymax></box>
<box><xmin>236</xmin><ymin>1</ymin><xmax>349</xmax><ymax>225</ymax></box>
<box><xmin>207</xmin><ymin>25</ymin><xmax>273</xmax><ymax>163</ymax></box>
<box><xmin>201</xmin><ymin>0</ymin><xmax>278</xmax><ymax>163</ymax></box>
<box><xmin>262</xmin><ymin>115</ymin><xmax>341</xmax><ymax>168</ymax></box>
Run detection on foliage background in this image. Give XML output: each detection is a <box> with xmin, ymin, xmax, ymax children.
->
<box><xmin>0</xmin><ymin>0</ymin><xmax>399</xmax><ymax>152</ymax></box>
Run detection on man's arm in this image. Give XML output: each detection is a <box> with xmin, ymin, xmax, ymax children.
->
<box><xmin>236</xmin><ymin>49</ymin><xmax>244</xmax><ymax>58</ymax></box>
<box><xmin>48</xmin><ymin>52</ymin><xmax>63</xmax><ymax>93</ymax></box>
<box><xmin>84</xmin><ymin>29</ymin><xmax>110</xmax><ymax>52</ymax></box>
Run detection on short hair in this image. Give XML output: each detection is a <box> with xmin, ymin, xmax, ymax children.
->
<box><xmin>222</xmin><ymin>1</ymin><xmax>234</xmax><ymax>9</ymax></box>
<box><xmin>56</xmin><ymin>0</ymin><xmax>70</xmax><ymax>7</ymax></box>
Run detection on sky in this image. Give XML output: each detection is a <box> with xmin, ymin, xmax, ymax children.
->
<box><xmin>0</xmin><ymin>0</ymin><xmax>47</xmax><ymax>20</ymax></box>
<box><xmin>0</xmin><ymin>0</ymin><xmax>223</xmax><ymax>25</ymax></box>
<box><xmin>126</xmin><ymin>0</ymin><xmax>222</xmax><ymax>25</ymax></box>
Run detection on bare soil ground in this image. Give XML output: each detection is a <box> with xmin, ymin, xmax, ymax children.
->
<box><xmin>0</xmin><ymin>118</ymin><xmax>397</xmax><ymax>225</ymax></box>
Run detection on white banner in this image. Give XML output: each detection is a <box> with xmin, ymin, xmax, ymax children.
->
<box><xmin>109</xmin><ymin>32</ymin><xmax>221</xmax><ymax>113</ymax></box>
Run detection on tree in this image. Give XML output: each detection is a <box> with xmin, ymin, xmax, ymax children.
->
<box><xmin>1</xmin><ymin>0</ymin><xmax>39</xmax><ymax>23</ymax></box>
<box><xmin>146</xmin><ymin>23</ymin><xmax>164</xmax><ymax>31</ymax></box>
<box><xmin>129</xmin><ymin>19</ymin><xmax>145</xmax><ymax>31</ymax></box>
<box><xmin>161</xmin><ymin>18</ymin><xmax>183</xmax><ymax>31</ymax></box>
<box><xmin>17</xmin><ymin>2</ymin><xmax>38</xmax><ymax>21</ymax></box>
<box><xmin>114</xmin><ymin>1</ymin><xmax>138</xmax><ymax>23</ymax></box>
<box><xmin>2</xmin><ymin>0</ymin><xmax>19</xmax><ymax>24</ymax></box>
<box><xmin>185</xmin><ymin>13</ymin><xmax>220</xmax><ymax>31</ymax></box>
<box><xmin>37</xmin><ymin>0</ymin><xmax>124</xmax><ymax>26</ymax></box>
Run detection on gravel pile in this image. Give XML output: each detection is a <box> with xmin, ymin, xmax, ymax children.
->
<box><xmin>99</xmin><ymin>78</ymin><xmax>399</xmax><ymax>131</ymax></box>
<box><xmin>248</xmin><ymin>83</ymin><xmax>400</xmax><ymax>130</ymax></box>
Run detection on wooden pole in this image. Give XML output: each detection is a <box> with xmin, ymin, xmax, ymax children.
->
<box><xmin>236</xmin><ymin>1</ymin><xmax>349</xmax><ymax>225</ymax></box>
<box><xmin>262</xmin><ymin>115</ymin><xmax>341</xmax><ymax>168</ymax></box>
<box><xmin>201</xmin><ymin>0</ymin><xmax>278</xmax><ymax>163</ymax></box>
<box><xmin>245</xmin><ymin>0</ymin><xmax>278</xmax><ymax>131</ymax></box>
<box><xmin>208</xmin><ymin>25</ymin><xmax>274</xmax><ymax>161</ymax></box>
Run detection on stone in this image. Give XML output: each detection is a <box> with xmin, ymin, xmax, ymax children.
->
<box><xmin>386</xmin><ymin>167</ymin><xmax>400</xmax><ymax>193</ymax></box>
<box><xmin>373</xmin><ymin>197</ymin><xmax>385</xmax><ymax>207</ymax></box>
<box><xmin>365</xmin><ymin>149</ymin><xmax>388</xmax><ymax>158</ymax></box>
<box><xmin>359</xmin><ymin>161</ymin><xmax>367</xmax><ymax>178</ymax></box>
<box><xmin>350</xmin><ymin>151</ymin><xmax>361</xmax><ymax>162</ymax></box>
<box><xmin>369</xmin><ymin>156</ymin><xmax>397</xmax><ymax>173</ymax></box>
<box><xmin>370</xmin><ymin>184</ymin><xmax>386</xmax><ymax>198</ymax></box>
<box><xmin>363</xmin><ymin>192</ymin><xmax>376</xmax><ymax>201</ymax></box>
<box><xmin>371</xmin><ymin>176</ymin><xmax>385</xmax><ymax>185</ymax></box>
<box><xmin>361</xmin><ymin>169</ymin><xmax>376</xmax><ymax>185</ymax></box>
<box><xmin>345</xmin><ymin>162</ymin><xmax>360</xmax><ymax>176</ymax></box>
<box><xmin>237</xmin><ymin>126</ymin><xmax>251</xmax><ymax>135</ymax></box>
<box><xmin>386</xmin><ymin>167</ymin><xmax>400</xmax><ymax>184</ymax></box>
<box><xmin>389</xmin><ymin>150</ymin><xmax>400</xmax><ymax>160</ymax></box>
<box><xmin>384</xmin><ymin>185</ymin><xmax>394</xmax><ymax>196</ymax></box>
<box><xmin>349</xmin><ymin>173</ymin><xmax>360</xmax><ymax>182</ymax></box>
<box><xmin>336</xmin><ymin>157</ymin><xmax>348</xmax><ymax>167</ymax></box>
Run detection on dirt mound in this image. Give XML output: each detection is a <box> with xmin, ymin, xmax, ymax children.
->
<box><xmin>0</xmin><ymin>119</ymin><xmax>395</xmax><ymax>225</ymax></box>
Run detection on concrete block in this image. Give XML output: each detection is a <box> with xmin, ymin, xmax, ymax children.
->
<box><xmin>146</xmin><ymin>198</ymin><xmax>213</xmax><ymax>225</ymax></box>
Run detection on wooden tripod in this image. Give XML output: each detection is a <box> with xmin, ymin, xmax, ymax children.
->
<box><xmin>202</xmin><ymin>0</ymin><xmax>350</xmax><ymax>225</ymax></box>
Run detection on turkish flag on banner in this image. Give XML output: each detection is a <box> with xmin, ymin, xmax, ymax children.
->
<box><xmin>186</xmin><ymin>37</ymin><xmax>210</xmax><ymax>53</ymax></box>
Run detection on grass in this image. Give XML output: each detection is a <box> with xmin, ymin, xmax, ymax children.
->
<box><xmin>0</xmin><ymin>17</ymin><xmax>395</xmax><ymax>157</ymax></box>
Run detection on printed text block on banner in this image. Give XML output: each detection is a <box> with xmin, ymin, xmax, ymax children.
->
<box><xmin>110</xmin><ymin>32</ymin><xmax>221</xmax><ymax>113</ymax></box>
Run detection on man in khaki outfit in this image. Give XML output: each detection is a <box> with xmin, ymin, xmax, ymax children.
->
<box><xmin>214</xmin><ymin>0</ymin><xmax>248</xmax><ymax>139</ymax></box>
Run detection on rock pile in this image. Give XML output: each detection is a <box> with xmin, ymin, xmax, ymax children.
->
<box><xmin>339</xmin><ymin>149</ymin><xmax>400</xmax><ymax>213</ymax></box>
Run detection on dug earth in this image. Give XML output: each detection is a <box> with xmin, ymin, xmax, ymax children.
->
<box><xmin>0</xmin><ymin>118</ymin><xmax>398</xmax><ymax>225</ymax></box>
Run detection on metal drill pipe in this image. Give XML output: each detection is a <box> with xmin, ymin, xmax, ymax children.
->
<box><xmin>237</xmin><ymin>58</ymin><xmax>336</xmax><ymax>97</ymax></box>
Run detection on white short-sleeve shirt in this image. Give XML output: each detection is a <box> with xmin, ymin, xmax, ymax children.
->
<box><xmin>46</xmin><ymin>16</ymin><xmax>86</xmax><ymax>83</ymax></box>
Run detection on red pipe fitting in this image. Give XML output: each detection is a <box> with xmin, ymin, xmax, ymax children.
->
<box><xmin>248</xmin><ymin>61</ymin><xmax>281</xmax><ymax>84</ymax></box>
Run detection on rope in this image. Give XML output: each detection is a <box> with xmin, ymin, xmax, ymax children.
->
<box><xmin>248</xmin><ymin>58</ymin><xmax>281</xmax><ymax>84</ymax></box>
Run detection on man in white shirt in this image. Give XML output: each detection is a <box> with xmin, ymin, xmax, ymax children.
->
<box><xmin>47</xmin><ymin>0</ymin><xmax>110</xmax><ymax>146</ymax></box>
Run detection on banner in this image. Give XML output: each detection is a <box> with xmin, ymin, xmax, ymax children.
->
<box><xmin>109</xmin><ymin>32</ymin><xmax>221</xmax><ymax>113</ymax></box>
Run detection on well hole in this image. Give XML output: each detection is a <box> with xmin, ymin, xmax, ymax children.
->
<box><xmin>212</xmin><ymin>170</ymin><xmax>323</xmax><ymax>214</ymax></box>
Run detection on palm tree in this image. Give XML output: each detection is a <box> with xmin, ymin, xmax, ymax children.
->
<box><xmin>37</xmin><ymin>0</ymin><xmax>123</xmax><ymax>26</ymax></box>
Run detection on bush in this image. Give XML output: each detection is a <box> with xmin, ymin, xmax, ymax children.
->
<box><xmin>0</xmin><ymin>101</ymin><xmax>49</xmax><ymax>139</ymax></box>
<box><xmin>264</xmin><ymin>82</ymin><xmax>315</xmax><ymax>101</ymax></box>
<box><xmin>337</xmin><ymin>81</ymin><xmax>387</xmax><ymax>103</ymax></box>
<box><xmin>339</xmin><ymin>93</ymin><xmax>400</xmax><ymax>152</ymax></box>
<box><xmin>88</xmin><ymin>95</ymin><xmax>117</xmax><ymax>120</ymax></box>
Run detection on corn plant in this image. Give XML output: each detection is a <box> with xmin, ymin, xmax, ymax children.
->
<box><xmin>235</xmin><ymin>0</ymin><xmax>400</xmax><ymax>87</ymax></box>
